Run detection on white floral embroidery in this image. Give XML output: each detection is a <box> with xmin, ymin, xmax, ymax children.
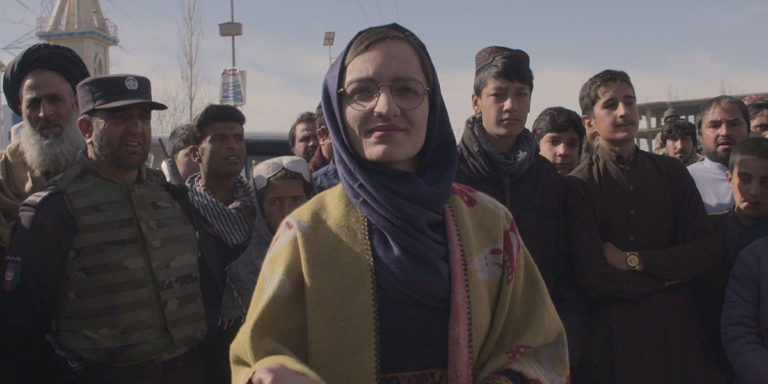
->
<box><xmin>469</xmin><ymin>242</ymin><xmax>504</xmax><ymax>281</ymax></box>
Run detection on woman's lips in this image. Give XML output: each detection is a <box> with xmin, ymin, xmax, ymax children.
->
<box><xmin>369</xmin><ymin>124</ymin><xmax>406</xmax><ymax>138</ymax></box>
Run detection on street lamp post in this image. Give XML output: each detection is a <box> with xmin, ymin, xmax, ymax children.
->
<box><xmin>218</xmin><ymin>1</ymin><xmax>246</xmax><ymax>107</ymax></box>
<box><xmin>323</xmin><ymin>32</ymin><xmax>335</xmax><ymax>66</ymax></box>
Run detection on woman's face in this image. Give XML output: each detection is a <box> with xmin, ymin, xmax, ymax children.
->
<box><xmin>342</xmin><ymin>40</ymin><xmax>429</xmax><ymax>172</ymax></box>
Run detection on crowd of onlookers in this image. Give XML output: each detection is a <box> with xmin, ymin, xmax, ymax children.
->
<box><xmin>2</xmin><ymin>22</ymin><xmax>768</xmax><ymax>384</ymax></box>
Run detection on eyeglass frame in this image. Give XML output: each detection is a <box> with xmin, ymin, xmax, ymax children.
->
<box><xmin>338</xmin><ymin>78</ymin><xmax>430</xmax><ymax>111</ymax></box>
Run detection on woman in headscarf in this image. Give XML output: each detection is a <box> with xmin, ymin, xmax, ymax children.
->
<box><xmin>230</xmin><ymin>24</ymin><xmax>569</xmax><ymax>384</ymax></box>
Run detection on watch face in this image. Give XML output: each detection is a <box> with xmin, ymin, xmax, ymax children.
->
<box><xmin>627</xmin><ymin>254</ymin><xmax>640</xmax><ymax>267</ymax></box>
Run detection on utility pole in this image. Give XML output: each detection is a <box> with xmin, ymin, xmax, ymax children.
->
<box><xmin>218</xmin><ymin>1</ymin><xmax>245</xmax><ymax>106</ymax></box>
<box><xmin>219</xmin><ymin>0</ymin><xmax>242</xmax><ymax>67</ymax></box>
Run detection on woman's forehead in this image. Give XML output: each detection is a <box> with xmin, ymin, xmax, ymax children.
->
<box><xmin>343</xmin><ymin>40</ymin><xmax>426</xmax><ymax>84</ymax></box>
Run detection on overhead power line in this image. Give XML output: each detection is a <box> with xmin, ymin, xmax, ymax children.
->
<box><xmin>391</xmin><ymin>0</ymin><xmax>401</xmax><ymax>23</ymax></box>
<box><xmin>354</xmin><ymin>0</ymin><xmax>370</xmax><ymax>26</ymax></box>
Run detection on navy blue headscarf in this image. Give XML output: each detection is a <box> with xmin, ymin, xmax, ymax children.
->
<box><xmin>321</xmin><ymin>24</ymin><xmax>458</xmax><ymax>307</ymax></box>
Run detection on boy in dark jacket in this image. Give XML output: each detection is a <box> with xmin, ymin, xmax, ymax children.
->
<box><xmin>455</xmin><ymin>46</ymin><xmax>583</xmax><ymax>372</ymax></box>
<box><xmin>722</xmin><ymin>236</ymin><xmax>768</xmax><ymax>384</ymax></box>
<box><xmin>716</xmin><ymin>138</ymin><xmax>768</xmax><ymax>383</ymax></box>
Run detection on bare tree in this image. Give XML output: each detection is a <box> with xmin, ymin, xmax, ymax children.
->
<box><xmin>150</xmin><ymin>0</ymin><xmax>202</xmax><ymax>136</ymax></box>
<box><xmin>152</xmin><ymin>86</ymin><xmax>187</xmax><ymax>137</ymax></box>
<box><xmin>178</xmin><ymin>0</ymin><xmax>202</xmax><ymax>122</ymax></box>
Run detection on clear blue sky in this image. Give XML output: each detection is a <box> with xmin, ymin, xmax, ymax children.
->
<box><xmin>2</xmin><ymin>0</ymin><xmax>767</xmax><ymax>137</ymax></box>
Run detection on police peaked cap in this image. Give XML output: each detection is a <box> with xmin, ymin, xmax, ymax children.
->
<box><xmin>2</xmin><ymin>43</ymin><xmax>90</xmax><ymax>116</ymax></box>
<box><xmin>76</xmin><ymin>74</ymin><xmax>167</xmax><ymax>115</ymax></box>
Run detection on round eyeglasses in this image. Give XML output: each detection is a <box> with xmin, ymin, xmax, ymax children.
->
<box><xmin>338</xmin><ymin>79</ymin><xmax>430</xmax><ymax>111</ymax></box>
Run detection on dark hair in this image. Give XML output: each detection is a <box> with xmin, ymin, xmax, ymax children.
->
<box><xmin>695</xmin><ymin>95</ymin><xmax>750</xmax><ymax>134</ymax></box>
<box><xmin>288</xmin><ymin>111</ymin><xmax>316</xmax><ymax>148</ymax></box>
<box><xmin>315</xmin><ymin>102</ymin><xmax>326</xmax><ymax>129</ymax></box>
<box><xmin>748</xmin><ymin>100</ymin><xmax>768</xmax><ymax>121</ymax></box>
<box><xmin>473</xmin><ymin>50</ymin><xmax>533</xmax><ymax>95</ymax></box>
<box><xmin>661</xmin><ymin>119</ymin><xmax>698</xmax><ymax>147</ymax></box>
<box><xmin>729</xmin><ymin>137</ymin><xmax>768</xmax><ymax>172</ymax></box>
<box><xmin>192</xmin><ymin>104</ymin><xmax>245</xmax><ymax>144</ymax></box>
<box><xmin>343</xmin><ymin>24</ymin><xmax>434</xmax><ymax>89</ymax></box>
<box><xmin>579</xmin><ymin>70</ymin><xmax>635</xmax><ymax>117</ymax></box>
<box><xmin>256</xmin><ymin>168</ymin><xmax>315</xmax><ymax>211</ymax></box>
<box><xmin>167</xmin><ymin>123</ymin><xmax>196</xmax><ymax>157</ymax></box>
<box><xmin>532</xmin><ymin>107</ymin><xmax>585</xmax><ymax>143</ymax></box>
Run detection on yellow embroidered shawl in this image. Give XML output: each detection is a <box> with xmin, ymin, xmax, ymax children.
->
<box><xmin>230</xmin><ymin>184</ymin><xmax>569</xmax><ymax>383</ymax></box>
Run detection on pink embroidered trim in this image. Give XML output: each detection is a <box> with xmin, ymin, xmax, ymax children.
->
<box><xmin>445</xmin><ymin>204</ymin><xmax>473</xmax><ymax>383</ymax></box>
<box><xmin>450</xmin><ymin>183</ymin><xmax>478</xmax><ymax>207</ymax></box>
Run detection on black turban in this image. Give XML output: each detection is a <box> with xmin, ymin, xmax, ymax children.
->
<box><xmin>2</xmin><ymin>43</ymin><xmax>90</xmax><ymax>116</ymax></box>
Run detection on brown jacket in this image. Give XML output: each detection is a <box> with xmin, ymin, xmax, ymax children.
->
<box><xmin>566</xmin><ymin>145</ymin><xmax>724</xmax><ymax>383</ymax></box>
<box><xmin>0</xmin><ymin>140</ymin><xmax>47</xmax><ymax>255</ymax></box>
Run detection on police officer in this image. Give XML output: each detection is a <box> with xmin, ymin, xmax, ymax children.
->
<box><xmin>0</xmin><ymin>74</ymin><xmax>207</xmax><ymax>383</ymax></box>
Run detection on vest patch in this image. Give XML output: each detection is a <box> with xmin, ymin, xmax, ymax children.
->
<box><xmin>3</xmin><ymin>255</ymin><xmax>21</xmax><ymax>292</ymax></box>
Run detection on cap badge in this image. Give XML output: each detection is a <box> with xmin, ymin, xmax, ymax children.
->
<box><xmin>125</xmin><ymin>77</ymin><xmax>139</xmax><ymax>90</ymax></box>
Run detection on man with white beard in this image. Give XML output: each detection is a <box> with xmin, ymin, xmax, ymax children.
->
<box><xmin>0</xmin><ymin>43</ymin><xmax>89</xmax><ymax>258</ymax></box>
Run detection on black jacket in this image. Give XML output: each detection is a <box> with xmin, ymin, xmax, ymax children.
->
<box><xmin>455</xmin><ymin>124</ymin><xmax>584</xmax><ymax>370</ymax></box>
<box><xmin>456</xmin><ymin>127</ymin><xmax>567</xmax><ymax>291</ymax></box>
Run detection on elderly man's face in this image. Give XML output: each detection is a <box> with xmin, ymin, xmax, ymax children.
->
<box><xmin>20</xmin><ymin>69</ymin><xmax>78</xmax><ymax>138</ymax></box>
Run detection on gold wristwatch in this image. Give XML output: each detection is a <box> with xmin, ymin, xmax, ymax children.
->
<box><xmin>625</xmin><ymin>252</ymin><xmax>640</xmax><ymax>271</ymax></box>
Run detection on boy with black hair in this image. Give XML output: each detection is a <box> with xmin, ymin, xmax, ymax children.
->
<box><xmin>567</xmin><ymin>69</ymin><xmax>724</xmax><ymax>383</ymax></box>
<box><xmin>161</xmin><ymin>123</ymin><xmax>199</xmax><ymax>185</ymax></box>
<box><xmin>716</xmin><ymin>137</ymin><xmax>768</xmax><ymax>274</ymax></box>
<box><xmin>697</xmin><ymin>138</ymin><xmax>768</xmax><ymax>381</ymax></box>
<box><xmin>532</xmin><ymin>106</ymin><xmax>585</xmax><ymax>176</ymax></box>
<box><xmin>721</xmin><ymin>153</ymin><xmax>768</xmax><ymax>381</ymax></box>
<box><xmin>455</xmin><ymin>46</ymin><xmax>583</xmax><ymax>372</ymax></box>
<box><xmin>252</xmin><ymin>155</ymin><xmax>314</xmax><ymax>234</ymax></box>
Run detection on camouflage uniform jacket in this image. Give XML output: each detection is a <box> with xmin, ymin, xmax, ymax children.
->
<box><xmin>0</xmin><ymin>157</ymin><xmax>204</xmax><ymax>381</ymax></box>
